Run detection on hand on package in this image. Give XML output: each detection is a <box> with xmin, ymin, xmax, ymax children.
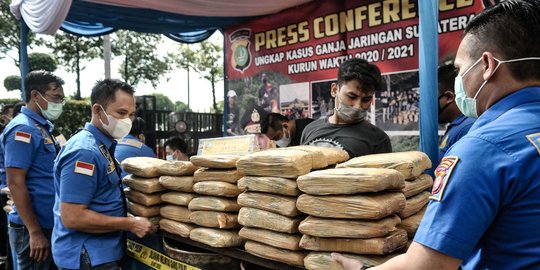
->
<box><xmin>331</xmin><ymin>252</ymin><xmax>365</xmax><ymax>270</ymax></box>
<box><xmin>129</xmin><ymin>216</ymin><xmax>158</xmax><ymax>238</ymax></box>
<box><xmin>29</xmin><ymin>231</ymin><xmax>50</xmax><ymax>262</ymax></box>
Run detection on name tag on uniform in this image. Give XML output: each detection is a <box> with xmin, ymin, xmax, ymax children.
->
<box><xmin>14</xmin><ymin>131</ymin><xmax>31</xmax><ymax>144</ymax></box>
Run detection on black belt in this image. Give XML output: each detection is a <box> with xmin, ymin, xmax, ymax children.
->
<box><xmin>8</xmin><ymin>221</ymin><xmax>23</xmax><ymax>228</ymax></box>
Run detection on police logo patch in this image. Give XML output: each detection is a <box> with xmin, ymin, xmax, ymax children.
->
<box><xmin>229</xmin><ymin>28</ymin><xmax>252</xmax><ymax>73</ymax></box>
<box><xmin>526</xmin><ymin>133</ymin><xmax>540</xmax><ymax>156</ymax></box>
<box><xmin>14</xmin><ymin>131</ymin><xmax>31</xmax><ymax>143</ymax></box>
<box><xmin>430</xmin><ymin>156</ymin><xmax>459</xmax><ymax>201</ymax></box>
<box><xmin>74</xmin><ymin>161</ymin><xmax>95</xmax><ymax>176</ymax></box>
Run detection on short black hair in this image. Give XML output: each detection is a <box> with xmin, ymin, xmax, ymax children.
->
<box><xmin>164</xmin><ymin>137</ymin><xmax>187</xmax><ymax>153</ymax></box>
<box><xmin>337</xmin><ymin>58</ymin><xmax>382</xmax><ymax>93</ymax></box>
<box><xmin>13</xmin><ymin>102</ymin><xmax>25</xmax><ymax>117</ymax></box>
<box><xmin>90</xmin><ymin>79</ymin><xmax>135</xmax><ymax>108</ymax></box>
<box><xmin>464</xmin><ymin>0</ymin><xmax>540</xmax><ymax>82</ymax></box>
<box><xmin>438</xmin><ymin>64</ymin><xmax>457</xmax><ymax>94</ymax></box>
<box><xmin>130</xmin><ymin>117</ymin><xmax>145</xmax><ymax>136</ymax></box>
<box><xmin>24</xmin><ymin>70</ymin><xmax>64</xmax><ymax>102</ymax></box>
<box><xmin>2</xmin><ymin>104</ymin><xmax>14</xmax><ymax>115</ymax></box>
<box><xmin>260</xmin><ymin>113</ymin><xmax>289</xmax><ymax>134</ymax></box>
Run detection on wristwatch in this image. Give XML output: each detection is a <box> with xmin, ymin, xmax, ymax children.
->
<box><xmin>359</xmin><ymin>265</ymin><xmax>373</xmax><ymax>270</ymax></box>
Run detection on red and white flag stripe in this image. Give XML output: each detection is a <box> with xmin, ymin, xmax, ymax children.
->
<box><xmin>14</xmin><ymin>131</ymin><xmax>31</xmax><ymax>144</ymax></box>
<box><xmin>74</xmin><ymin>161</ymin><xmax>95</xmax><ymax>176</ymax></box>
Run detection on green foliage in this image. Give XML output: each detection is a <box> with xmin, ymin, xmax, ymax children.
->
<box><xmin>112</xmin><ymin>31</ymin><xmax>171</xmax><ymax>88</ymax></box>
<box><xmin>210</xmin><ymin>100</ymin><xmax>224</xmax><ymax>113</ymax></box>
<box><xmin>49</xmin><ymin>32</ymin><xmax>102</xmax><ymax>99</ymax></box>
<box><xmin>53</xmin><ymin>100</ymin><xmax>91</xmax><ymax>138</ymax></box>
<box><xmin>4</xmin><ymin>75</ymin><xmax>21</xmax><ymax>91</ymax></box>
<box><xmin>150</xmin><ymin>93</ymin><xmax>174</xmax><ymax>111</ymax></box>
<box><xmin>390</xmin><ymin>136</ymin><xmax>419</xmax><ymax>152</ymax></box>
<box><xmin>28</xmin><ymin>52</ymin><xmax>57</xmax><ymax>72</ymax></box>
<box><xmin>0</xmin><ymin>98</ymin><xmax>22</xmax><ymax>105</ymax></box>
<box><xmin>174</xmin><ymin>101</ymin><xmax>191</xmax><ymax>112</ymax></box>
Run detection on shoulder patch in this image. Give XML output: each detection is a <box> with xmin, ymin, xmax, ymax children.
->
<box><xmin>74</xmin><ymin>161</ymin><xmax>95</xmax><ymax>176</ymax></box>
<box><xmin>117</xmin><ymin>138</ymin><xmax>143</xmax><ymax>149</ymax></box>
<box><xmin>430</xmin><ymin>156</ymin><xmax>459</xmax><ymax>201</ymax></box>
<box><xmin>526</xmin><ymin>133</ymin><xmax>540</xmax><ymax>156</ymax></box>
<box><xmin>14</xmin><ymin>131</ymin><xmax>32</xmax><ymax>143</ymax></box>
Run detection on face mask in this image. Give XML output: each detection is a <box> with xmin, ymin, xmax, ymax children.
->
<box><xmin>334</xmin><ymin>95</ymin><xmax>367</xmax><ymax>123</ymax></box>
<box><xmin>166</xmin><ymin>155</ymin><xmax>174</xmax><ymax>161</ymax></box>
<box><xmin>275</xmin><ymin>128</ymin><xmax>291</xmax><ymax>148</ymax></box>
<box><xmin>99</xmin><ymin>105</ymin><xmax>132</xmax><ymax>138</ymax></box>
<box><xmin>36</xmin><ymin>92</ymin><xmax>63</xmax><ymax>120</ymax></box>
<box><xmin>455</xmin><ymin>56</ymin><xmax>540</xmax><ymax>118</ymax></box>
<box><xmin>437</xmin><ymin>94</ymin><xmax>452</xmax><ymax>116</ymax></box>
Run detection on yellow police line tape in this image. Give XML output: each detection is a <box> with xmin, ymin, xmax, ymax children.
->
<box><xmin>126</xmin><ymin>239</ymin><xmax>202</xmax><ymax>270</ymax></box>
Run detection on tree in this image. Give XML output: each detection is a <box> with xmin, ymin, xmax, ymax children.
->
<box><xmin>174</xmin><ymin>101</ymin><xmax>191</xmax><ymax>112</ymax></box>
<box><xmin>112</xmin><ymin>31</ymin><xmax>170</xmax><ymax>88</ymax></box>
<box><xmin>151</xmin><ymin>93</ymin><xmax>175</xmax><ymax>111</ymax></box>
<box><xmin>49</xmin><ymin>32</ymin><xmax>102</xmax><ymax>99</ymax></box>
<box><xmin>28</xmin><ymin>52</ymin><xmax>57</xmax><ymax>72</ymax></box>
<box><xmin>210</xmin><ymin>100</ymin><xmax>223</xmax><ymax>113</ymax></box>
<box><xmin>193</xmin><ymin>41</ymin><xmax>223</xmax><ymax>112</ymax></box>
<box><xmin>0</xmin><ymin>0</ymin><xmax>43</xmax><ymax>66</ymax></box>
<box><xmin>4</xmin><ymin>75</ymin><xmax>21</xmax><ymax>91</ymax></box>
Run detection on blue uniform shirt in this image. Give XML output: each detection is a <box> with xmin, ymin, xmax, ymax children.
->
<box><xmin>52</xmin><ymin>123</ymin><xmax>125</xmax><ymax>269</ymax></box>
<box><xmin>414</xmin><ymin>87</ymin><xmax>540</xmax><ymax>269</ymax></box>
<box><xmin>1</xmin><ymin>107</ymin><xmax>57</xmax><ymax>229</ymax></box>
<box><xmin>438</xmin><ymin>114</ymin><xmax>475</xmax><ymax>164</ymax></box>
<box><xmin>0</xmin><ymin>142</ymin><xmax>6</xmax><ymax>189</ymax></box>
<box><xmin>115</xmin><ymin>134</ymin><xmax>155</xmax><ymax>179</ymax></box>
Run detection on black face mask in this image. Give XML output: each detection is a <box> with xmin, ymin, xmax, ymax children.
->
<box><xmin>438</xmin><ymin>94</ymin><xmax>452</xmax><ymax>116</ymax></box>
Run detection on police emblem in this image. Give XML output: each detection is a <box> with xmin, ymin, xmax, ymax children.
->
<box><xmin>430</xmin><ymin>156</ymin><xmax>459</xmax><ymax>201</ymax></box>
<box><xmin>229</xmin><ymin>28</ymin><xmax>252</xmax><ymax>73</ymax></box>
<box><xmin>526</xmin><ymin>133</ymin><xmax>540</xmax><ymax>156</ymax></box>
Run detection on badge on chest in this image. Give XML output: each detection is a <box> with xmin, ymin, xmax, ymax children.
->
<box><xmin>99</xmin><ymin>145</ymin><xmax>116</xmax><ymax>174</ymax></box>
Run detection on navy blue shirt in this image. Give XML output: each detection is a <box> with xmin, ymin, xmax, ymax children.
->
<box><xmin>115</xmin><ymin>134</ymin><xmax>155</xmax><ymax>179</ymax></box>
<box><xmin>52</xmin><ymin>123</ymin><xmax>125</xmax><ymax>269</ymax></box>
<box><xmin>415</xmin><ymin>87</ymin><xmax>540</xmax><ymax>269</ymax></box>
<box><xmin>1</xmin><ymin>107</ymin><xmax>57</xmax><ymax>229</ymax></box>
<box><xmin>438</xmin><ymin>114</ymin><xmax>475</xmax><ymax>164</ymax></box>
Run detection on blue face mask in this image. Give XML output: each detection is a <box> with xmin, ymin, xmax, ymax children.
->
<box><xmin>455</xmin><ymin>56</ymin><xmax>540</xmax><ymax>118</ymax></box>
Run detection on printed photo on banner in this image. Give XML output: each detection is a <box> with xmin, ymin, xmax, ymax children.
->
<box><xmin>279</xmin><ymin>82</ymin><xmax>310</xmax><ymax>120</ymax></box>
<box><xmin>311</xmin><ymin>80</ymin><xmax>335</xmax><ymax>120</ymax></box>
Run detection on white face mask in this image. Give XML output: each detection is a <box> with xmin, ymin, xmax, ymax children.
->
<box><xmin>166</xmin><ymin>155</ymin><xmax>174</xmax><ymax>161</ymax></box>
<box><xmin>36</xmin><ymin>92</ymin><xmax>64</xmax><ymax>121</ymax></box>
<box><xmin>275</xmin><ymin>128</ymin><xmax>291</xmax><ymax>148</ymax></box>
<box><xmin>99</xmin><ymin>105</ymin><xmax>132</xmax><ymax>139</ymax></box>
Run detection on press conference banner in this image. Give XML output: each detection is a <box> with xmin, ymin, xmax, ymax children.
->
<box><xmin>224</xmin><ymin>0</ymin><xmax>485</xmax><ymax>135</ymax></box>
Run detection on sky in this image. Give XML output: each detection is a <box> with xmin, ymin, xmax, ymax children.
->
<box><xmin>0</xmin><ymin>31</ymin><xmax>224</xmax><ymax>113</ymax></box>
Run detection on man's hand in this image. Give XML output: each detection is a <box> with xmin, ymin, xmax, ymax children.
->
<box><xmin>29</xmin><ymin>231</ymin><xmax>50</xmax><ymax>262</ymax></box>
<box><xmin>332</xmin><ymin>252</ymin><xmax>364</xmax><ymax>270</ymax></box>
<box><xmin>129</xmin><ymin>216</ymin><xmax>157</xmax><ymax>238</ymax></box>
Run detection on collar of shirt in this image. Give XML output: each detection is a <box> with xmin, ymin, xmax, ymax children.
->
<box><xmin>84</xmin><ymin>123</ymin><xmax>115</xmax><ymax>150</ymax></box>
<box><xmin>21</xmin><ymin>106</ymin><xmax>53</xmax><ymax>132</ymax></box>
<box><xmin>448</xmin><ymin>114</ymin><xmax>467</xmax><ymax>129</ymax></box>
<box><xmin>471</xmin><ymin>87</ymin><xmax>540</xmax><ymax>132</ymax></box>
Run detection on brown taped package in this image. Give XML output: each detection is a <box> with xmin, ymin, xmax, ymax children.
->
<box><xmin>245</xmin><ymin>241</ymin><xmax>307</xmax><ymax>267</ymax></box>
<box><xmin>239</xmin><ymin>227</ymin><xmax>302</xmax><ymax>251</ymax></box>
<box><xmin>304</xmin><ymin>252</ymin><xmax>398</xmax><ymax>270</ymax></box>
<box><xmin>398</xmin><ymin>191</ymin><xmax>430</xmax><ymax>219</ymax></box>
<box><xmin>158</xmin><ymin>176</ymin><xmax>194</xmax><ymax>192</ymax></box>
<box><xmin>237</xmin><ymin>176</ymin><xmax>301</xmax><ymax>196</ymax></box>
<box><xmin>193</xmin><ymin>168</ymin><xmax>243</xmax><ymax>184</ymax></box>
<box><xmin>399</xmin><ymin>206</ymin><xmax>427</xmax><ymax>238</ymax></box>
<box><xmin>157</xmin><ymin>161</ymin><xmax>198</xmax><ymax>176</ymax></box>
<box><xmin>123</xmin><ymin>175</ymin><xmax>165</xmax><ymax>194</ymax></box>
<box><xmin>159</xmin><ymin>205</ymin><xmax>192</xmax><ymax>223</ymax></box>
<box><xmin>124</xmin><ymin>188</ymin><xmax>162</xmax><ymax>206</ymax></box>
<box><xmin>337</xmin><ymin>151</ymin><xmax>432</xmax><ymax>179</ymax></box>
<box><xmin>159</xmin><ymin>219</ymin><xmax>198</xmax><ymax>238</ymax></box>
<box><xmin>160</xmin><ymin>192</ymin><xmax>198</xmax><ymax>206</ymax></box>
<box><xmin>121</xmin><ymin>157</ymin><xmax>165</xmax><ymax>178</ymax></box>
<box><xmin>189</xmin><ymin>211</ymin><xmax>239</xmax><ymax>229</ymax></box>
<box><xmin>300</xmin><ymin>229</ymin><xmax>408</xmax><ymax>255</ymax></box>
<box><xmin>237</xmin><ymin>192</ymin><xmax>300</xmax><ymax>217</ymax></box>
<box><xmin>192</xmin><ymin>181</ymin><xmax>241</xmax><ymax>197</ymax></box>
<box><xmin>127</xmin><ymin>201</ymin><xmax>161</xmax><ymax>217</ymax></box>
<box><xmin>296</xmin><ymin>193</ymin><xmax>406</xmax><ymax>220</ymax></box>
<box><xmin>288</xmin><ymin>145</ymin><xmax>349</xmax><ymax>165</ymax></box>
<box><xmin>189</xmin><ymin>228</ymin><xmax>244</xmax><ymax>247</ymax></box>
<box><xmin>299</xmin><ymin>215</ymin><xmax>401</xmax><ymax>239</ymax></box>
<box><xmin>236</xmin><ymin>149</ymin><xmax>312</xmax><ymax>178</ymax></box>
<box><xmin>403</xmin><ymin>174</ymin><xmax>433</xmax><ymax>198</ymax></box>
<box><xmin>188</xmin><ymin>196</ymin><xmax>240</xmax><ymax>212</ymax></box>
<box><xmin>275</xmin><ymin>147</ymin><xmax>328</xmax><ymax>169</ymax></box>
<box><xmin>297</xmin><ymin>168</ymin><xmax>405</xmax><ymax>195</ymax></box>
<box><xmin>238</xmin><ymin>207</ymin><xmax>303</xmax><ymax>234</ymax></box>
<box><xmin>189</xmin><ymin>155</ymin><xmax>240</xmax><ymax>169</ymax></box>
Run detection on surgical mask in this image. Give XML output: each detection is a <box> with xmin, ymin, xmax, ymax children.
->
<box><xmin>166</xmin><ymin>155</ymin><xmax>174</xmax><ymax>161</ymax></box>
<box><xmin>275</xmin><ymin>128</ymin><xmax>291</xmax><ymax>147</ymax></box>
<box><xmin>455</xmin><ymin>56</ymin><xmax>540</xmax><ymax>118</ymax></box>
<box><xmin>99</xmin><ymin>105</ymin><xmax>132</xmax><ymax>139</ymax></box>
<box><xmin>36</xmin><ymin>92</ymin><xmax>63</xmax><ymax>120</ymax></box>
<box><xmin>334</xmin><ymin>95</ymin><xmax>367</xmax><ymax>123</ymax></box>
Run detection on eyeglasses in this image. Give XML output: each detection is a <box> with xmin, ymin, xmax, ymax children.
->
<box><xmin>43</xmin><ymin>93</ymin><xmax>66</xmax><ymax>105</ymax></box>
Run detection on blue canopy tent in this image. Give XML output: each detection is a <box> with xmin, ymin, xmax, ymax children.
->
<box><xmin>12</xmin><ymin>0</ymin><xmax>439</xmax><ymax>167</ymax></box>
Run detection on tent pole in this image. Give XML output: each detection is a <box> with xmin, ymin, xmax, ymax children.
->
<box><xmin>20</xmin><ymin>19</ymin><xmax>29</xmax><ymax>102</ymax></box>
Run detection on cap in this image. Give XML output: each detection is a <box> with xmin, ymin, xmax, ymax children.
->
<box><xmin>227</xmin><ymin>90</ymin><xmax>237</xmax><ymax>97</ymax></box>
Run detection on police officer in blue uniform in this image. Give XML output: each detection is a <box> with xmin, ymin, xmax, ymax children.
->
<box><xmin>437</xmin><ymin>64</ymin><xmax>475</xmax><ymax>164</ymax></box>
<box><xmin>333</xmin><ymin>1</ymin><xmax>540</xmax><ymax>269</ymax></box>
<box><xmin>1</xmin><ymin>71</ymin><xmax>64</xmax><ymax>269</ymax></box>
<box><xmin>52</xmin><ymin>79</ymin><xmax>156</xmax><ymax>270</ymax></box>
<box><xmin>115</xmin><ymin>117</ymin><xmax>155</xmax><ymax>179</ymax></box>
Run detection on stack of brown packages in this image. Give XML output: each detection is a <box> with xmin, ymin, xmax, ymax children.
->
<box><xmin>121</xmin><ymin>157</ymin><xmax>198</xmax><ymax>230</ymax></box>
<box><xmin>186</xmin><ymin>155</ymin><xmax>244</xmax><ymax>248</ymax></box>
<box><xmin>236</xmin><ymin>147</ymin><xmax>349</xmax><ymax>267</ymax></box>
<box><xmin>337</xmin><ymin>151</ymin><xmax>433</xmax><ymax>247</ymax></box>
